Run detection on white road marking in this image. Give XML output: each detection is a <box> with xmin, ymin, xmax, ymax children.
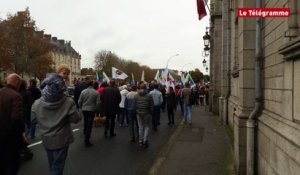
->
<box><xmin>72</xmin><ymin>128</ymin><xmax>80</xmax><ymax>132</ymax></box>
<box><xmin>28</xmin><ymin>141</ymin><xmax>42</xmax><ymax>148</ymax></box>
<box><xmin>28</xmin><ymin>128</ymin><xmax>80</xmax><ymax>148</ymax></box>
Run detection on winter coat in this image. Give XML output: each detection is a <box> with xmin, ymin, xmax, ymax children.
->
<box><xmin>78</xmin><ymin>86</ymin><xmax>100</xmax><ymax>112</ymax></box>
<box><xmin>101</xmin><ymin>86</ymin><xmax>121</xmax><ymax>114</ymax></box>
<box><xmin>149</xmin><ymin>89</ymin><xmax>163</xmax><ymax>106</ymax></box>
<box><xmin>166</xmin><ymin>91</ymin><xmax>176</xmax><ymax>108</ymax></box>
<box><xmin>0</xmin><ymin>84</ymin><xmax>24</xmax><ymax>135</ymax></box>
<box><xmin>19</xmin><ymin>88</ymin><xmax>32</xmax><ymax>124</ymax></box>
<box><xmin>125</xmin><ymin>91</ymin><xmax>138</xmax><ymax>111</ymax></box>
<box><xmin>41</xmin><ymin>73</ymin><xmax>66</xmax><ymax>102</ymax></box>
<box><xmin>31</xmin><ymin>96</ymin><xmax>81</xmax><ymax>149</ymax></box>
<box><xmin>180</xmin><ymin>88</ymin><xmax>192</xmax><ymax>105</ymax></box>
<box><xmin>28</xmin><ymin>85</ymin><xmax>41</xmax><ymax>102</ymax></box>
<box><xmin>134</xmin><ymin>89</ymin><xmax>154</xmax><ymax>115</ymax></box>
<box><xmin>119</xmin><ymin>89</ymin><xmax>129</xmax><ymax>108</ymax></box>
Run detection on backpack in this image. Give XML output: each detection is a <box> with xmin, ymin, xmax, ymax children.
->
<box><xmin>188</xmin><ymin>90</ymin><xmax>195</xmax><ymax>105</ymax></box>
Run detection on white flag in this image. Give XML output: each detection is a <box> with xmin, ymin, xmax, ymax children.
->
<box><xmin>181</xmin><ymin>73</ymin><xmax>185</xmax><ymax>85</ymax></box>
<box><xmin>141</xmin><ymin>70</ymin><xmax>145</xmax><ymax>82</ymax></box>
<box><xmin>169</xmin><ymin>73</ymin><xmax>175</xmax><ymax>81</ymax></box>
<box><xmin>154</xmin><ymin>70</ymin><xmax>160</xmax><ymax>80</ymax></box>
<box><xmin>103</xmin><ymin>71</ymin><xmax>110</xmax><ymax>83</ymax></box>
<box><xmin>112</xmin><ymin>67</ymin><xmax>128</xmax><ymax>80</ymax></box>
<box><xmin>161</xmin><ymin>68</ymin><xmax>169</xmax><ymax>79</ymax></box>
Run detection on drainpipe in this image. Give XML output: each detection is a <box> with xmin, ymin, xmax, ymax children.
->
<box><xmin>246</xmin><ymin>0</ymin><xmax>263</xmax><ymax>174</ymax></box>
<box><xmin>224</xmin><ymin>0</ymin><xmax>231</xmax><ymax>125</ymax></box>
<box><xmin>287</xmin><ymin>0</ymin><xmax>298</xmax><ymax>38</ymax></box>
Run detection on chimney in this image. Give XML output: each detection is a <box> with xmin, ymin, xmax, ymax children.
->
<box><xmin>44</xmin><ymin>34</ymin><xmax>51</xmax><ymax>40</ymax></box>
<box><xmin>52</xmin><ymin>37</ymin><xmax>57</xmax><ymax>41</ymax></box>
<box><xmin>58</xmin><ymin>39</ymin><xmax>65</xmax><ymax>45</ymax></box>
<box><xmin>35</xmin><ymin>31</ymin><xmax>44</xmax><ymax>38</ymax></box>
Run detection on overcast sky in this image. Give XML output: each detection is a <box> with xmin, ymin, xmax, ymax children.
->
<box><xmin>1</xmin><ymin>0</ymin><xmax>209</xmax><ymax>73</ymax></box>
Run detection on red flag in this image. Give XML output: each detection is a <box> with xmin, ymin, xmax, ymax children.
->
<box><xmin>197</xmin><ymin>0</ymin><xmax>207</xmax><ymax>20</ymax></box>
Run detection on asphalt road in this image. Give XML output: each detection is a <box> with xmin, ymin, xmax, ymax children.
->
<box><xmin>18</xmin><ymin>109</ymin><xmax>182</xmax><ymax>175</ymax></box>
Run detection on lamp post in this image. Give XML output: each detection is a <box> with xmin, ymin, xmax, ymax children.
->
<box><xmin>166</xmin><ymin>54</ymin><xmax>179</xmax><ymax>68</ymax></box>
<box><xmin>202</xmin><ymin>27</ymin><xmax>211</xmax><ymax>74</ymax></box>
<box><xmin>181</xmin><ymin>62</ymin><xmax>192</xmax><ymax>74</ymax></box>
<box><xmin>202</xmin><ymin>59</ymin><xmax>207</xmax><ymax>67</ymax></box>
<box><xmin>202</xmin><ymin>27</ymin><xmax>211</xmax><ymax>57</ymax></box>
<box><xmin>203</xmin><ymin>30</ymin><xmax>211</xmax><ymax>48</ymax></box>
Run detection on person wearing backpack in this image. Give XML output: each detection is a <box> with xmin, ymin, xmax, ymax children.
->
<box><xmin>180</xmin><ymin>82</ymin><xmax>193</xmax><ymax>125</ymax></box>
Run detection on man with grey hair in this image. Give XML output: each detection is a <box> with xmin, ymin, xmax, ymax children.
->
<box><xmin>0</xmin><ymin>73</ymin><xmax>23</xmax><ymax>175</ymax></box>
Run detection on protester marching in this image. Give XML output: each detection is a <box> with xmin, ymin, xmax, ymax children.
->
<box><xmin>0</xmin><ymin>64</ymin><xmax>209</xmax><ymax>175</ymax></box>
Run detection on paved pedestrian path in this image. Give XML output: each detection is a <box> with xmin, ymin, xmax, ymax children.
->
<box><xmin>149</xmin><ymin>106</ymin><xmax>236</xmax><ymax>175</ymax></box>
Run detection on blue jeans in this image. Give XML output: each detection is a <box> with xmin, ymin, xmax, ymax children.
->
<box><xmin>45</xmin><ymin>146</ymin><xmax>69</xmax><ymax>175</ymax></box>
<box><xmin>30</xmin><ymin>122</ymin><xmax>37</xmax><ymax>139</ymax></box>
<box><xmin>118</xmin><ymin>108</ymin><xmax>128</xmax><ymax>125</ymax></box>
<box><xmin>183</xmin><ymin>104</ymin><xmax>192</xmax><ymax>124</ymax></box>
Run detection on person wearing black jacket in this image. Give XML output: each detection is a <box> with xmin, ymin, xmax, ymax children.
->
<box><xmin>28</xmin><ymin>79</ymin><xmax>41</xmax><ymax>139</ymax></box>
<box><xmin>166</xmin><ymin>87</ymin><xmax>176</xmax><ymax>125</ymax></box>
<box><xmin>19</xmin><ymin>80</ymin><xmax>32</xmax><ymax>136</ymax></box>
<box><xmin>101</xmin><ymin>80</ymin><xmax>121</xmax><ymax>137</ymax></box>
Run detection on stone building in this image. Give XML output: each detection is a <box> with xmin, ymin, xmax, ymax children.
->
<box><xmin>209</xmin><ymin>0</ymin><xmax>300</xmax><ymax>174</ymax></box>
<box><xmin>44</xmin><ymin>35</ymin><xmax>81</xmax><ymax>85</ymax></box>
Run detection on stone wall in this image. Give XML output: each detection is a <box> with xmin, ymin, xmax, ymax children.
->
<box><xmin>211</xmin><ymin>0</ymin><xmax>300</xmax><ymax>174</ymax></box>
<box><xmin>209</xmin><ymin>0</ymin><xmax>223</xmax><ymax>115</ymax></box>
<box><xmin>257</xmin><ymin>0</ymin><xmax>300</xmax><ymax>174</ymax></box>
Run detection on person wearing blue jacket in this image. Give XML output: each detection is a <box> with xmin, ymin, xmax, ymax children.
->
<box><xmin>149</xmin><ymin>83</ymin><xmax>163</xmax><ymax>131</ymax></box>
<box><xmin>125</xmin><ymin>85</ymin><xmax>139</xmax><ymax>142</ymax></box>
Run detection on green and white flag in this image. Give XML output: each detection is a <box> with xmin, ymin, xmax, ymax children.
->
<box><xmin>103</xmin><ymin>71</ymin><xmax>110</xmax><ymax>83</ymax></box>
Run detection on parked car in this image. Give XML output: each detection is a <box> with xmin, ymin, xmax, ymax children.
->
<box><xmin>67</xmin><ymin>86</ymin><xmax>75</xmax><ymax>99</ymax></box>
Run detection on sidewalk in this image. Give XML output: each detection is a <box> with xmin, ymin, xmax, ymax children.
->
<box><xmin>149</xmin><ymin>106</ymin><xmax>236</xmax><ymax>175</ymax></box>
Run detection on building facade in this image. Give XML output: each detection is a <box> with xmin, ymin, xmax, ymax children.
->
<box><xmin>45</xmin><ymin>35</ymin><xmax>81</xmax><ymax>85</ymax></box>
<box><xmin>209</xmin><ymin>0</ymin><xmax>300</xmax><ymax>174</ymax></box>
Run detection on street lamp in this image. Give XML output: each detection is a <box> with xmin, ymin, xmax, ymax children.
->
<box><xmin>203</xmin><ymin>27</ymin><xmax>211</xmax><ymax>48</ymax></box>
<box><xmin>202</xmin><ymin>46</ymin><xmax>210</xmax><ymax>57</ymax></box>
<box><xmin>181</xmin><ymin>62</ymin><xmax>192</xmax><ymax>72</ymax></box>
<box><xmin>180</xmin><ymin>62</ymin><xmax>192</xmax><ymax>75</ymax></box>
<box><xmin>202</xmin><ymin>27</ymin><xmax>211</xmax><ymax>57</ymax></box>
<box><xmin>166</xmin><ymin>54</ymin><xmax>179</xmax><ymax>68</ymax></box>
<box><xmin>202</xmin><ymin>27</ymin><xmax>211</xmax><ymax>74</ymax></box>
<box><xmin>202</xmin><ymin>58</ymin><xmax>207</xmax><ymax>67</ymax></box>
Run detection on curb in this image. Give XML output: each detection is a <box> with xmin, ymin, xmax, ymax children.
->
<box><xmin>148</xmin><ymin>119</ymin><xmax>185</xmax><ymax>175</ymax></box>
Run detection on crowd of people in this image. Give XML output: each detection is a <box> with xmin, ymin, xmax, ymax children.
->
<box><xmin>0</xmin><ymin>64</ymin><xmax>209</xmax><ymax>175</ymax></box>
